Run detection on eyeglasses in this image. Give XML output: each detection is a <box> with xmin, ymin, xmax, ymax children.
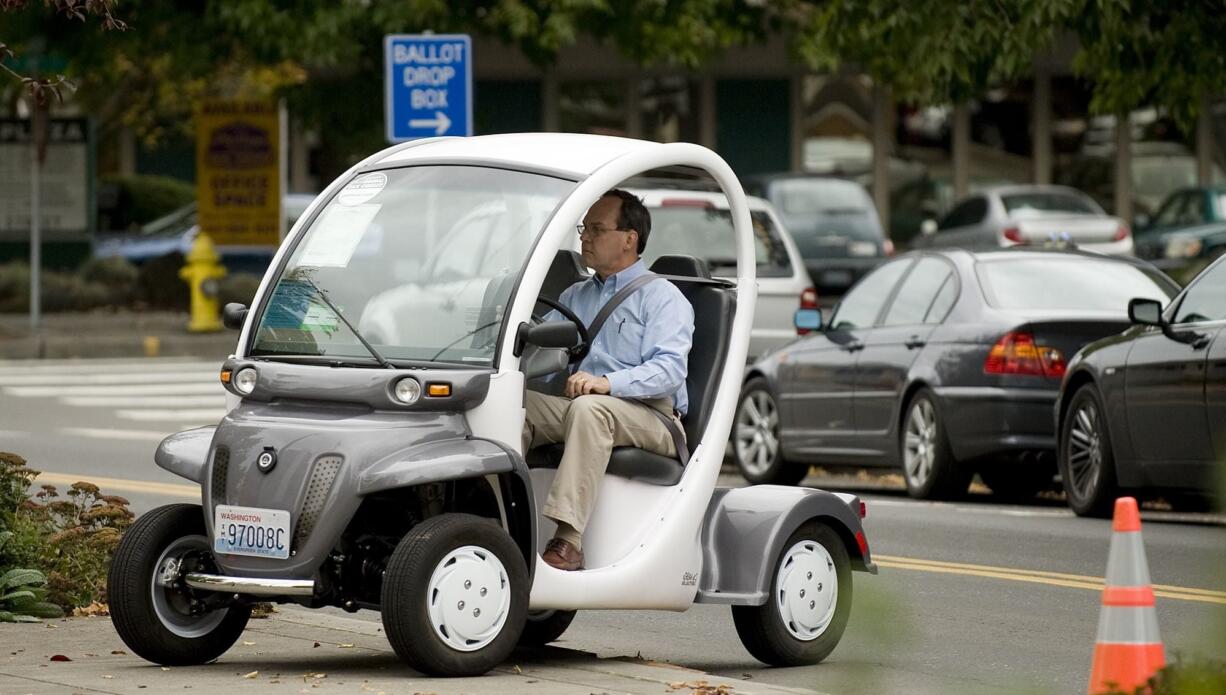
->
<box><xmin>575</xmin><ymin>224</ymin><xmax>630</xmax><ymax>239</ymax></box>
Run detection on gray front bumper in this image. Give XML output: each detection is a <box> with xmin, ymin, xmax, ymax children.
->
<box><xmin>184</xmin><ymin>572</ymin><xmax>315</xmax><ymax>597</ymax></box>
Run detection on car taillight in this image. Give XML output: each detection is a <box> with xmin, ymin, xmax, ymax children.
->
<box><xmin>983</xmin><ymin>331</ymin><xmax>1066</xmax><ymax>378</ymax></box>
<box><xmin>1003</xmin><ymin>226</ymin><xmax>1025</xmax><ymax>243</ymax></box>
<box><xmin>859</xmin><ymin>500</ymin><xmax>867</xmax><ymax>519</ymax></box>
<box><xmin>797</xmin><ymin>287</ymin><xmax>820</xmax><ymax>335</ymax></box>
<box><xmin>1113</xmin><ymin>224</ymin><xmax>1129</xmax><ymax>241</ymax></box>
<box><xmin>883</xmin><ymin>239</ymin><xmax>895</xmax><ymax>256</ymax></box>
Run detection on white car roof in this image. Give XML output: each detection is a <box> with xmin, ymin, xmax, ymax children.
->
<box><xmin>372</xmin><ymin>133</ymin><xmax>665</xmax><ymax>178</ymax></box>
<box><xmin>626</xmin><ymin>188</ymin><xmax>772</xmax><ymax>212</ymax></box>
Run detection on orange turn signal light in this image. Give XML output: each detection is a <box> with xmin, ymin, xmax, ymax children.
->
<box><xmin>220</xmin><ymin>369</ymin><xmax>232</xmax><ymax>384</ymax></box>
<box><xmin>427</xmin><ymin>383</ymin><xmax>451</xmax><ymax>397</ymax></box>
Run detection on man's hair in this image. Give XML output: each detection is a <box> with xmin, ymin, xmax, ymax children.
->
<box><xmin>603</xmin><ymin>189</ymin><xmax>651</xmax><ymax>254</ymax></box>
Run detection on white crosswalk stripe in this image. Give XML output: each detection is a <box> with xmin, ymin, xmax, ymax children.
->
<box><xmin>0</xmin><ymin>358</ymin><xmax>229</xmax><ymax>438</ymax></box>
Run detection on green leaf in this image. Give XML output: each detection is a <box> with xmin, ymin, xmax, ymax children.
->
<box><xmin>0</xmin><ymin>568</ymin><xmax>46</xmax><ymax>590</ymax></box>
<box><xmin>24</xmin><ymin>601</ymin><xmax>65</xmax><ymax>619</ymax></box>
<box><xmin>9</xmin><ymin>613</ymin><xmax>41</xmax><ymax>623</ymax></box>
<box><xmin>0</xmin><ymin>590</ymin><xmax>36</xmax><ymax>604</ymax></box>
<box><xmin>0</xmin><ymin>610</ymin><xmax>13</xmax><ymax>622</ymax></box>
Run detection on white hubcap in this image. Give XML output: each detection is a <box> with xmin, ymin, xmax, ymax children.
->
<box><xmin>426</xmin><ymin>545</ymin><xmax>511</xmax><ymax>652</ymax></box>
<box><xmin>736</xmin><ymin>390</ymin><xmax>780</xmax><ymax>476</ymax></box>
<box><xmin>775</xmin><ymin>540</ymin><xmax>838</xmax><ymax>641</ymax></box>
<box><xmin>904</xmin><ymin>399</ymin><xmax>937</xmax><ymax>488</ymax></box>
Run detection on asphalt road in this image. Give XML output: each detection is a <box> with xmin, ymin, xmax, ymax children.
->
<box><xmin>3</xmin><ymin>357</ymin><xmax>1224</xmax><ymax>694</ymax></box>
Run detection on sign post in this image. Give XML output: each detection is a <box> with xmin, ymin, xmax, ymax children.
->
<box><xmin>384</xmin><ymin>34</ymin><xmax>472</xmax><ymax>142</ymax></box>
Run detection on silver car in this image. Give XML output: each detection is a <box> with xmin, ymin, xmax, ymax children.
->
<box><xmin>915</xmin><ymin>184</ymin><xmax>1134</xmax><ymax>256</ymax></box>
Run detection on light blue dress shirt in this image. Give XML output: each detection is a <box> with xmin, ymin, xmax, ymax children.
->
<box><xmin>548</xmin><ymin>259</ymin><xmax>695</xmax><ymax>416</ymax></box>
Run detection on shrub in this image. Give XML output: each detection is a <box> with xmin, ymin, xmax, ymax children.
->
<box><xmin>99</xmin><ymin>174</ymin><xmax>195</xmax><ymax>230</ymax></box>
<box><xmin>135</xmin><ymin>252</ymin><xmax>190</xmax><ymax>310</ymax></box>
<box><xmin>78</xmin><ymin>256</ymin><xmax>140</xmax><ymax>305</ymax></box>
<box><xmin>0</xmin><ymin>263</ymin><xmax>118</xmax><ymax>313</ymax></box>
<box><xmin>0</xmin><ymin>558</ymin><xmax>64</xmax><ymax>623</ymax></box>
<box><xmin>218</xmin><ymin>272</ymin><xmax>263</xmax><ymax>307</ymax></box>
<box><xmin>0</xmin><ymin>452</ymin><xmax>134</xmax><ymax>612</ymax></box>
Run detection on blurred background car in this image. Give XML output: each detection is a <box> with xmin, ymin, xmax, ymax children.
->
<box><xmin>1133</xmin><ymin>185</ymin><xmax>1226</xmax><ymax>283</ymax></box>
<box><xmin>1056</xmin><ymin>254</ymin><xmax>1225</xmax><ymax>517</ymax></box>
<box><xmin>93</xmin><ymin>193</ymin><xmax>318</xmax><ymax>274</ymax></box>
<box><xmin>888</xmin><ymin>175</ymin><xmax>1012</xmax><ymax>249</ymax></box>
<box><xmin>626</xmin><ymin>186</ymin><xmax>815</xmax><ymax>360</ymax></box>
<box><xmin>912</xmin><ymin>184</ymin><xmax>1133</xmax><ymax>255</ymax></box>
<box><xmin>743</xmin><ymin>173</ymin><xmax>890</xmax><ymax>297</ymax></box>
<box><xmin>733</xmin><ymin>248</ymin><xmax>1180</xmax><ymax>500</ymax></box>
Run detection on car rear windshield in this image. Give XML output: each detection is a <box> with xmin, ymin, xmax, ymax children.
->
<box><xmin>774</xmin><ymin>179</ymin><xmax>870</xmax><ymax>215</ymax></box>
<box><xmin>641</xmin><ymin>207</ymin><xmax>793</xmax><ymax>278</ymax></box>
<box><xmin>975</xmin><ymin>257</ymin><xmax>1176</xmax><ymax>312</ymax></box>
<box><xmin>1001</xmin><ymin>192</ymin><xmax>1100</xmax><ymax>216</ymax></box>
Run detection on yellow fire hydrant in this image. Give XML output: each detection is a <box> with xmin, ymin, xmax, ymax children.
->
<box><xmin>179</xmin><ymin>232</ymin><xmax>227</xmax><ymax>333</ymax></box>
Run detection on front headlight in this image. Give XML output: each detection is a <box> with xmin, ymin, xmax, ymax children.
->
<box><xmin>233</xmin><ymin>367</ymin><xmax>258</xmax><ymax>395</ymax></box>
<box><xmin>394</xmin><ymin>377</ymin><xmax>422</xmax><ymax>404</ymax></box>
<box><xmin>1165</xmin><ymin>236</ymin><xmax>1203</xmax><ymax>259</ymax></box>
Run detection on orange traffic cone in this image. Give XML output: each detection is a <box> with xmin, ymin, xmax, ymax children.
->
<box><xmin>1088</xmin><ymin>497</ymin><xmax>1165</xmax><ymax>694</ymax></box>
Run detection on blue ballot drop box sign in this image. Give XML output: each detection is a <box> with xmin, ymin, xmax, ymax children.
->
<box><xmin>384</xmin><ymin>34</ymin><xmax>472</xmax><ymax>142</ymax></box>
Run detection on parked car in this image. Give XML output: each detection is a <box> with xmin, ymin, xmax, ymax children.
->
<box><xmin>1055</xmin><ymin>254</ymin><xmax>1226</xmax><ymax>517</ymax></box>
<box><xmin>93</xmin><ymin>194</ymin><xmax>318</xmax><ymax>274</ymax></box>
<box><xmin>888</xmin><ymin>175</ymin><xmax>1013</xmax><ymax>249</ymax></box>
<box><xmin>913</xmin><ymin>184</ymin><xmax>1134</xmax><ymax>256</ymax></box>
<box><xmin>1133</xmin><ymin>186</ymin><xmax>1226</xmax><ymax>283</ymax></box>
<box><xmin>743</xmin><ymin>174</ymin><xmax>890</xmax><ymax>295</ymax></box>
<box><xmin>733</xmin><ymin>248</ymin><xmax>1180</xmax><ymax>500</ymax></box>
<box><xmin>626</xmin><ymin>187</ymin><xmax>815</xmax><ymax>360</ymax></box>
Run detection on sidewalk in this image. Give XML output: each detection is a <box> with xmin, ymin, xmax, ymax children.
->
<box><xmin>0</xmin><ymin>606</ymin><xmax>820</xmax><ymax>695</ymax></box>
<box><xmin>0</xmin><ymin>312</ymin><xmax>236</xmax><ymax>360</ymax></box>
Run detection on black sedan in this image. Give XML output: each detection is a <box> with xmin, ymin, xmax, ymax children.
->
<box><xmin>734</xmin><ymin>248</ymin><xmax>1181</xmax><ymax>500</ymax></box>
<box><xmin>1055</xmin><ymin>254</ymin><xmax>1226</xmax><ymax>516</ymax></box>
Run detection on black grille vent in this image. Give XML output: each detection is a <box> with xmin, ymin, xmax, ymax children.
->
<box><xmin>210</xmin><ymin>447</ymin><xmax>230</xmax><ymax>510</ymax></box>
<box><xmin>294</xmin><ymin>455</ymin><xmax>343</xmax><ymax>550</ymax></box>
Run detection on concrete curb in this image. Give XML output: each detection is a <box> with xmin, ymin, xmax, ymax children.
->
<box><xmin>0</xmin><ymin>607</ymin><xmax>823</xmax><ymax>695</ymax></box>
<box><xmin>0</xmin><ymin>312</ymin><xmax>236</xmax><ymax>360</ymax></box>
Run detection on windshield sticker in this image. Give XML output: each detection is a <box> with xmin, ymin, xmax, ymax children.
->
<box><xmin>297</xmin><ymin>204</ymin><xmax>381</xmax><ymax>267</ymax></box>
<box><xmin>301</xmin><ymin>304</ymin><xmax>340</xmax><ymax>332</ymax></box>
<box><xmin>336</xmin><ymin>172</ymin><xmax>387</xmax><ymax>206</ymax></box>
<box><xmin>260</xmin><ymin>280</ymin><xmax>314</xmax><ymax>329</ymax></box>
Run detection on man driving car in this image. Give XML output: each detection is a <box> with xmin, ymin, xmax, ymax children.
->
<box><xmin>522</xmin><ymin>189</ymin><xmax>695</xmax><ymax>571</ymax></box>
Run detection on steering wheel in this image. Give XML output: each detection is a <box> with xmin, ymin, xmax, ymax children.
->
<box><xmin>533</xmin><ymin>296</ymin><xmax>591</xmax><ymax>364</ymax></box>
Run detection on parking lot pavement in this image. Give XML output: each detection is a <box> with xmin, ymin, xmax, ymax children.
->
<box><xmin>0</xmin><ymin>606</ymin><xmax>821</xmax><ymax>695</ymax></box>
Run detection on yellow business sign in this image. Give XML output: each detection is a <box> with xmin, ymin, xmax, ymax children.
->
<box><xmin>195</xmin><ymin>100</ymin><xmax>281</xmax><ymax>245</ymax></box>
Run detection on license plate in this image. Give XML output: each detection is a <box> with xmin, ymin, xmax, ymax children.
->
<box><xmin>821</xmin><ymin>270</ymin><xmax>853</xmax><ymax>286</ymax></box>
<box><xmin>214</xmin><ymin>505</ymin><xmax>291</xmax><ymax>559</ymax></box>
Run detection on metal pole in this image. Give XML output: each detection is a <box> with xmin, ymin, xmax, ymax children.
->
<box><xmin>30</xmin><ymin>102</ymin><xmax>43</xmax><ymax>332</ymax></box>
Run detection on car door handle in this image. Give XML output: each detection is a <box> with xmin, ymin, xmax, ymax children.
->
<box><xmin>904</xmin><ymin>336</ymin><xmax>926</xmax><ymax>349</ymax></box>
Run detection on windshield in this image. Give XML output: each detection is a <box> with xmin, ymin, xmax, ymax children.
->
<box><xmin>641</xmin><ymin>207</ymin><xmax>792</xmax><ymax>278</ymax></box>
<box><xmin>1001</xmin><ymin>192</ymin><xmax>1100</xmax><ymax>216</ymax></box>
<box><xmin>250</xmin><ymin>166</ymin><xmax>574</xmax><ymax>367</ymax></box>
<box><xmin>975</xmin><ymin>257</ymin><xmax>1176</xmax><ymax>312</ymax></box>
<box><xmin>775</xmin><ymin>178</ymin><xmax>870</xmax><ymax>215</ymax></box>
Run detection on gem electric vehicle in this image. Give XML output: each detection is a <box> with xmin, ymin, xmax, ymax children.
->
<box><xmin>106</xmin><ymin>134</ymin><xmax>876</xmax><ymax>677</ymax></box>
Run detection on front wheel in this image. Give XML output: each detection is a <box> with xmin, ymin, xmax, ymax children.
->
<box><xmin>107</xmin><ymin>504</ymin><xmax>251</xmax><ymax>665</ymax></box>
<box><xmin>734</xmin><ymin>378</ymin><xmax>809</xmax><ymax>485</ymax></box>
<box><xmin>381</xmin><ymin>513</ymin><xmax>528</xmax><ymax>677</ymax></box>
<box><xmin>732</xmin><ymin>522</ymin><xmax>852</xmax><ymax>666</ymax></box>
<box><xmin>900</xmin><ymin>388</ymin><xmax>970</xmax><ymax>499</ymax></box>
<box><xmin>1058</xmin><ymin>385</ymin><xmax>1119</xmax><ymax>517</ymax></box>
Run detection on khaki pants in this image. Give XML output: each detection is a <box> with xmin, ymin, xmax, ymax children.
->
<box><xmin>522</xmin><ymin>391</ymin><xmax>681</xmax><ymax>534</ymax></box>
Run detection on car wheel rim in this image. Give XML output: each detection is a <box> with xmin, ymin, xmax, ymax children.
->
<box><xmin>736</xmin><ymin>390</ymin><xmax>779</xmax><ymax>477</ymax></box>
<box><xmin>904</xmin><ymin>399</ymin><xmax>937</xmax><ymax>489</ymax></box>
<box><xmin>774</xmin><ymin>539</ymin><xmax>838</xmax><ymax>641</ymax></box>
<box><xmin>150</xmin><ymin>535</ymin><xmax>229</xmax><ymax>639</ymax></box>
<box><xmin>1066</xmin><ymin>401</ymin><xmax>1103</xmax><ymax>501</ymax></box>
<box><xmin>426</xmin><ymin>545</ymin><xmax>511</xmax><ymax>652</ymax></box>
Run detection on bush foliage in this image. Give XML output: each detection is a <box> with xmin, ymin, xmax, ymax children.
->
<box><xmin>0</xmin><ymin>452</ymin><xmax>134</xmax><ymax>614</ymax></box>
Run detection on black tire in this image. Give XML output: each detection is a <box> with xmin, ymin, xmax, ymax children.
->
<box><xmin>518</xmin><ymin>609</ymin><xmax>577</xmax><ymax>647</ymax></box>
<box><xmin>900</xmin><ymin>388</ymin><xmax>971</xmax><ymax>500</ymax></box>
<box><xmin>734</xmin><ymin>378</ymin><xmax>809</xmax><ymax>486</ymax></box>
<box><xmin>381</xmin><ymin>513</ymin><xmax>528</xmax><ymax>677</ymax></box>
<box><xmin>732</xmin><ymin>522</ymin><xmax>852</xmax><ymax>666</ymax></box>
<box><xmin>1058</xmin><ymin>384</ymin><xmax>1120</xmax><ymax>518</ymax></box>
<box><xmin>978</xmin><ymin>459</ymin><xmax>1056</xmax><ymax>500</ymax></box>
<box><xmin>107</xmin><ymin>504</ymin><xmax>251</xmax><ymax>665</ymax></box>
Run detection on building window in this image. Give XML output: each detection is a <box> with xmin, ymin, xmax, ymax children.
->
<box><xmin>640</xmin><ymin>77</ymin><xmax>699</xmax><ymax>143</ymax></box>
<box><xmin>559</xmin><ymin>81</ymin><xmax>627</xmax><ymax>136</ymax></box>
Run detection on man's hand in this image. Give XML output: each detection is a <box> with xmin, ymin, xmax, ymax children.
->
<box><xmin>566</xmin><ymin>371</ymin><xmax>611</xmax><ymax>398</ymax></box>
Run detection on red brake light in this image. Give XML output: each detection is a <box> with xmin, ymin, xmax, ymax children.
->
<box><xmin>883</xmin><ymin>239</ymin><xmax>895</xmax><ymax>256</ymax></box>
<box><xmin>797</xmin><ymin>287</ymin><xmax>820</xmax><ymax>335</ymax></box>
<box><xmin>859</xmin><ymin>500</ymin><xmax>867</xmax><ymax>519</ymax></box>
<box><xmin>984</xmin><ymin>332</ymin><xmax>1066</xmax><ymax>378</ymax></box>
<box><xmin>1003</xmin><ymin>226</ymin><xmax>1024</xmax><ymax>243</ymax></box>
<box><xmin>1113</xmin><ymin>224</ymin><xmax>1130</xmax><ymax>241</ymax></box>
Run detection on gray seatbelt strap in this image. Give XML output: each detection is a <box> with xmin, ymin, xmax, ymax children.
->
<box><xmin>637</xmin><ymin>400</ymin><xmax>690</xmax><ymax>464</ymax></box>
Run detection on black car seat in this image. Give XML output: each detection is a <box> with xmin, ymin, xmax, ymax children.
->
<box><xmin>540</xmin><ymin>249</ymin><xmax>588</xmax><ymax>302</ymax></box>
<box><xmin>526</xmin><ymin>254</ymin><xmax>737</xmax><ymax>485</ymax></box>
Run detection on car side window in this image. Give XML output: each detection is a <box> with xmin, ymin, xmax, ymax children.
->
<box><xmin>830</xmin><ymin>259</ymin><xmax>914</xmax><ymax>330</ymax></box>
<box><xmin>1172</xmin><ymin>260</ymin><xmax>1226</xmax><ymax>324</ymax></box>
<box><xmin>924</xmin><ymin>274</ymin><xmax>958</xmax><ymax>323</ymax></box>
<box><xmin>938</xmin><ymin>197</ymin><xmax>987</xmax><ymax>231</ymax></box>
<box><xmin>883</xmin><ymin>257</ymin><xmax>955</xmax><ymax>326</ymax></box>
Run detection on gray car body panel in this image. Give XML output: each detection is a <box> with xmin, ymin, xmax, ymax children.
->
<box><xmin>155</xmin><ymin>396</ymin><xmax>535</xmax><ymax>583</ymax></box>
<box><xmin>695</xmin><ymin>485</ymin><xmax>874</xmax><ymax>605</ymax></box>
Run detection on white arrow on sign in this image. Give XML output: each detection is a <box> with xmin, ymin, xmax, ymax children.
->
<box><xmin>409</xmin><ymin>111</ymin><xmax>452</xmax><ymax>135</ymax></box>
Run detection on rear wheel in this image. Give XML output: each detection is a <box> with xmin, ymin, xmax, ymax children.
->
<box><xmin>900</xmin><ymin>389</ymin><xmax>970</xmax><ymax>499</ymax></box>
<box><xmin>107</xmin><ymin>504</ymin><xmax>251</xmax><ymax>665</ymax></box>
<box><xmin>1058</xmin><ymin>384</ymin><xmax>1119</xmax><ymax>518</ymax></box>
<box><xmin>518</xmin><ymin>609</ymin><xmax>577</xmax><ymax>646</ymax></box>
<box><xmin>732</xmin><ymin>522</ymin><xmax>852</xmax><ymax>666</ymax></box>
<box><xmin>734</xmin><ymin>378</ymin><xmax>809</xmax><ymax>485</ymax></box>
<box><xmin>381</xmin><ymin>513</ymin><xmax>527</xmax><ymax>677</ymax></box>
